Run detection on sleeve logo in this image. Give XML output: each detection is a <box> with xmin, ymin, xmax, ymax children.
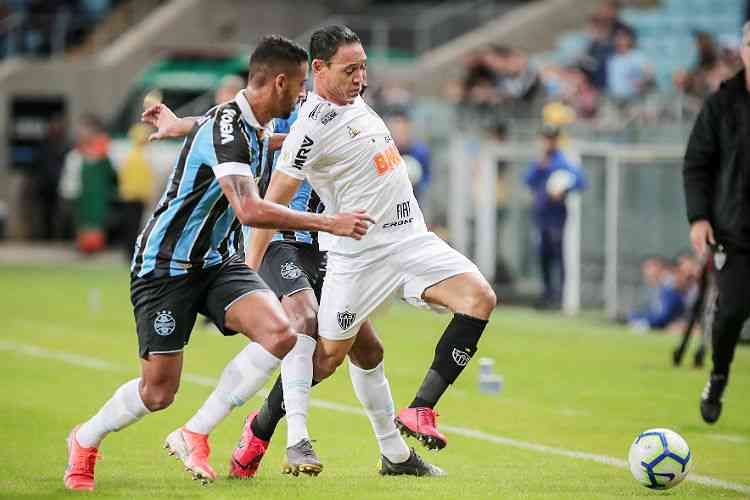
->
<box><xmin>293</xmin><ymin>135</ymin><xmax>314</xmax><ymax>169</ymax></box>
<box><xmin>219</xmin><ymin>108</ymin><xmax>237</xmax><ymax>144</ymax></box>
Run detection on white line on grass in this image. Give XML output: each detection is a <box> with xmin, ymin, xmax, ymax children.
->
<box><xmin>2</xmin><ymin>339</ymin><xmax>748</xmax><ymax>495</ymax></box>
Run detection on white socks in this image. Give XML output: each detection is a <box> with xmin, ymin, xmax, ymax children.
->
<box><xmin>349</xmin><ymin>360</ymin><xmax>410</xmax><ymax>463</ymax></box>
<box><xmin>76</xmin><ymin>378</ymin><xmax>149</xmax><ymax>448</ymax></box>
<box><xmin>282</xmin><ymin>334</ymin><xmax>316</xmax><ymax>447</ymax></box>
<box><xmin>185</xmin><ymin>342</ymin><xmax>281</xmax><ymax>435</ymax></box>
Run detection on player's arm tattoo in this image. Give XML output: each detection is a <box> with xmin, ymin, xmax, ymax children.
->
<box><xmin>226</xmin><ymin>174</ymin><xmax>255</xmax><ymax>199</ymax></box>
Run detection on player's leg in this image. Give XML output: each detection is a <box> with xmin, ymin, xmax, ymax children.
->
<box><xmin>231</xmin><ymin>288</ymin><xmax>319</xmax><ymax>478</ymax></box>
<box><xmin>65</xmin><ymin>274</ymin><xmax>196</xmax><ymax>490</ymax></box>
<box><xmin>396</xmin><ymin>233</ymin><xmax>496</xmax><ymax>450</ymax></box>
<box><xmin>701</xmin><ymin>252</ymin><xmax>750</xmax><ymax>423</ymax></box>
<box><xmin>230</xmin><ymin>243</ymin><xmax>322</xmax><ymax>477</ymax></box>
<box><xmin>183</xmin><ymin>259</ymin><xmax>320</xmax><ymax>476</ymax></box>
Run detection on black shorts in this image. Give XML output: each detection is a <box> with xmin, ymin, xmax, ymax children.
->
<box><xmin>258</xmin><ymin>241</ymin><xmax>326</xmax><ymax>301</ymax></box>
<box><xmin>130</xmin><ymin>255</ymin><xmax>270</xmax><ymax>358</ymax></box>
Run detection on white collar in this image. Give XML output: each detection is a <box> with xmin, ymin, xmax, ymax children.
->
<box><xmin>234</xmin><ymin>91</ymin><xmax>274</xmax><ymax>135</ymax></box>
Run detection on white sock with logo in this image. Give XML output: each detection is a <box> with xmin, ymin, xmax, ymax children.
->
<box><xmin>349</xmin><ymin>360</ymin><xmax>411</xmax><ymax>463</ymax></box>
<box><xmin>185</xmin><ymin>342</ymin><xmax>281</xmax><ymax>435</ymax></box>
<box><xmin>282</xmin><ymin>334</ymin><xmax>316</xmax><ymax>447</ymax></box>
<box><xmin>76</xmin><ymin>378</ymin><xmax>150</xmax><ymax>448</ymax></box>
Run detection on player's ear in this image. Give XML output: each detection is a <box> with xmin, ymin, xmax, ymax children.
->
<box><xmin>311</xmin><ymin>59</ymin><xmax>326</xmax><ymax>75</ymax></box>
<box><xmin>274</xmin><ymin>73</ymin><xmax>287</xmax><ymax>93</ymax></box>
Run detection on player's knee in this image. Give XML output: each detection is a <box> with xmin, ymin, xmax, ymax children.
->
<box><xmin>466</xmin><ymin>280</ymin><xmax>497</xmax><ymax>318</ymax></box>
<box><xmin>314</xmin><ymin>351</ymin><xmax>346</xmax><ymax>380</ymax></box>
<box><xmin>268</xmin><ymin>330</ymin><xmax>298</xmax><ymax>358</ymax></box>
<box><xmin>291</xmin><ymin>309</ymin><xmax>318</xmax><ymax>337</ymax></box>
<box><xmin>141</xmin><ymin>385</ymin><xmax>177</xmax><ymax>412</ymax></box>
<box><xmin>349</xmin><ymin>341</ymin><xmax>384</xmax><ymax>370</ymax></box>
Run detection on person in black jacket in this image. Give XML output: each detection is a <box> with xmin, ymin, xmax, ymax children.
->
<box><xmin>683</xmin><ymin>22</ymin><xmax>750</xmax><ymax>424</ymax></box>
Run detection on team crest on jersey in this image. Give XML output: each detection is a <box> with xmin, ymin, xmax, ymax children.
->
<box><xmin>452</xmin><ymin>348</ymin><xmax>471</xmax><ymax>367</ymax></box>
<box><xmin>280</xmin><ymin>261</ymin><xmax>302</xmax><ymax>280</ymax></box>
<box><xmin>154</xmin><ymin>310</ymin><xmax>176</xmax><ymax>337</ymax></box>
<box><xmin>337</xmin><ymin>310</ymin><xmax>357</xmax><ymax>330</ymax></box>
<box><xmin>347</xmin><ymin>125</ymin><xmax>361</xmax><ymax>138</ymax></box>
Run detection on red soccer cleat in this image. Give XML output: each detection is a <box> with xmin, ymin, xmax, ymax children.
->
<box><xmin>229</xmin><ymin>411</ymin><xmax>270</xmax><ymax>479</ymax></box>
<box><xmin>64</xmin><ymin>425</ymin><xmax>100</xmax><ymax>491</ymax></box>
<box><xmin>395</xmin><ymin>407</ymin><xmax>448</xmax><ymax>451</ymax></box>
<box><xmin>164</xmin><ymin>427</ymin><xmax>217</xmax><ymax>484</ymax></box>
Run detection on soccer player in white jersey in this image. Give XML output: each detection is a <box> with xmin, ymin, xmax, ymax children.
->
<box><xmin>144</xmin><ymin>26</ymin><xmax>496</xmax><ymax>475</ymax></box>
<box><xmin>261</xmin><ymin>25</ymin><xmax>497</xmax><ymax>468</ymax></box>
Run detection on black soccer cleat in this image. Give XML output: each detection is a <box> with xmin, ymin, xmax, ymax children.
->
<box><xmin>700</xmin><ymin>374</ymin><xmax>727</xmax><ymax>424</ymax></box>
<box><xmin>379</xmin><ymin>448</ymin><xmax>446</xmax><ymax>477</ymax></box>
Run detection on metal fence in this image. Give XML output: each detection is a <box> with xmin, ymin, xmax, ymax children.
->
<box><xmin>444</xmin><ymin>132</ymin><xmax>689</xmax><ymax>318</ymax></box>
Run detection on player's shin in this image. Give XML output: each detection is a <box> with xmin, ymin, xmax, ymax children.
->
<box><xmin>76</xmin><ymin>378</ymin><xmax>150</xmax><ymax>448</ymax></box>
<box><xmin>185</xmin><ymin>343</ymin><xmax>281</xmax><ymax>435</ymax></box>
<box><xmin>281</xmin><ymin>334</ymin><xmax>316</xmax><ymax>447</ymax></box>
<box><xmin>349</xmin><ymin>360</ymin><xmax>411</xmax><ymax>463</ymax></box>
<box><xmin>410</xmin><ymin>313</ymin><xmax>488</xmax><ymax>408</ymax></box>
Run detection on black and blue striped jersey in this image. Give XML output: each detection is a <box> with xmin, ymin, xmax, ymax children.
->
<box><xmin>131</xmin><ymin>92</ymin><xmax>272</xmax><ymax>278</ymax></box>
<box><xmin>265</xmin><ymin>108</ymin><xmax>324</xmax><ymax>246</ymax></box>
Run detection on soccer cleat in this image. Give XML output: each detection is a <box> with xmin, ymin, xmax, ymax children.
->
<box><xmin>379</xmin><ymin>448</ymin><xmax>446</xmax><ymax>477</ymax></box>
<box><xmin>282</xmin><ymin>438</ymin><xmax>322</xmax><ymax>476</ymax></box>
<box><xmin>395</xmin><ymin>407</ymin><xmax>447</xmax><ymax>451</ymax></box>
<box><xmin>229</xmin><ymin>411</ymin><xmax>269</xmax><ymax>479</ymax></box>
<box><xmin>164</xmin><ymin>427</ymin><xmax>217</xmax><ymax>484</ymax></box>
<box><xmin>64</xmin><ymin>425</ymin><xmax>100</xmax><ymax>491</ymax></box>
<box><xmin>700</xmin><ymin>374</ymin><xmax>728</xmax><ymax>424</ymax></box>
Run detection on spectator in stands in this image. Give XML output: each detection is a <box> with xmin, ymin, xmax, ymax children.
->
<box><xmin>214</xmin><ymin>74</ymin><xmax>245</xmax><ymax>105</ymax></box>
<box><xmin>674</xmin><ymin>31</ymin><xmax>719</xmax><ymax>100</ymax></box>
<box><xmin>59</xmin><ymin>114</ymin><xmax>117</xmax><ymax>254</ymax></box>
<box><xmin>523</xmin><ymin>125</ymin><xmax>587</xmax><ymax>309</ymax></box>
<box><xmin>596</xmin><ymin>0</ymin><xmax>631</xmax><ymax>40</ymax></box>
<box><xmin>628</xmin><ymin>256</ymin><xmax>685</xmax><ymax>331</ymax></box>
<box><xmin>606</xmin><ymin>27</ymin><xmax>654</xmax><ymax>104</ymax></box>
<box><xmin>118</xmin><ymin>123</ymin><xmax>155</xmax><ymax>262</ymax></box>
<box><xmin>581</xmin><ymin>13</ymin><xmax>615</xmax><ymax>91</ymax></box>
<box><xmin>387</xmin><ymin>111</ymin><xmax>431</xmax><ymax>204</ymax></box>
<box><xmin>497</xmin><ymin>48</ymin><xmax>543</xmax><ymax>115</ymax></box>
<box><xmin>32</xmin><ymin>114</ymin><xmax>69</xmax><ymax>240</ymax></box>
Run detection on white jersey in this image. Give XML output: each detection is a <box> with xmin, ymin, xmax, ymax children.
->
<box><xmin>276</xmin><ymin>92</ymin><xmax>427</xmax><ymax>255</ymax></box>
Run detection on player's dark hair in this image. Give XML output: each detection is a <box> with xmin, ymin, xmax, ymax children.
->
<box><xmin>309</xmin><ymin>25</ymin><xmax>361</xmax><ymax>62</ymax></box>
<box><xmin>248</xmin><ymin>35</ymin><xmax>308</xmax><ymax>84</ymax></box>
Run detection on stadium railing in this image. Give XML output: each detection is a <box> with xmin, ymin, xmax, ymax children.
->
<box><xmin>443</xmin><ymin>127</ymin><xmax>688</xmax><ymax>318</ymax></box>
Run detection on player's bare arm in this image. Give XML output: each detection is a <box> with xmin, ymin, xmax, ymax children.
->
<box><xmin>141</xmin><ymin>104</ymin><xmax>200</xmax><ymax>141</ymax></box>
<box><xmin>269</xmin><ymin>133</ymin><xmax>287</xmax><ymax>152</ymax></box>
<box><xmin>218</xmin><ymin>174</ymin><xmax>373</xmax><ymax>239</ymax></box>
<box><xmin>246</xmin><ymin>169</ymin><xmax>302</xmax><ymax>270</ymax></box>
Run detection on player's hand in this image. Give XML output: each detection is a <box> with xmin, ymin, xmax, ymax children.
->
<box><xmin>141</xmin><ymin>103</ymin><xmax>183</xmax><ymax>141</ymax></box>
<box><xmin>330</xmin><ymin>210</ymin><xmax>375</xmax><ymax>240</ymax></box>
<box><xmin>690</xmin><ymin>219</ymin><xmax>715</xmax><ymax>258</ymax></box>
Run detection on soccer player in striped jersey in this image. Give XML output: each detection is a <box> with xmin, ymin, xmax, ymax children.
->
<box><xmin>63</xmin><ymin>35</ymin><xmax>373</xmax><ymax>491</ymax></box>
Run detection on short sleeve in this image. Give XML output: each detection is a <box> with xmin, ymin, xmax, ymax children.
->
<box><xmin>208</xmin><ymin>104</ymin><xmax>254</xmax><ymax>178</ymax></box>
<box><xmin>275</xmin><ymin>121</ymin><xmax>324</xmax><ymax>181</ymax></box>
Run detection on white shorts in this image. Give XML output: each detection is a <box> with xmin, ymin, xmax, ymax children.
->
<box><xmin>318</xmin><ymin>232</ymin><xmax>481</xmax><ymax>341</ymax></box>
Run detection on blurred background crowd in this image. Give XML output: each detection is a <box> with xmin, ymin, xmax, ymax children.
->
<box><xmin>1</xmin><ymin>0</ymin><xmax>748</xmax><ymax>338</ymax></box>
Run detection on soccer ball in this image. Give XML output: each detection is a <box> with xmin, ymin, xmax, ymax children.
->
<box><xmin>628</xmin><ymin>428</ymin><xmax>692</xmax><ymax>490</ymax></box>
<box><xmin>545</xmin><ymin>169</ymin><xmax>575</xmax><ymax>197</ymax></box>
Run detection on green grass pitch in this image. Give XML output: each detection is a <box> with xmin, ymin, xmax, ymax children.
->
<box><xmin>0</xmin><ymin>263</ymin><xmax>748</xmax><ymax>499</ymax></box>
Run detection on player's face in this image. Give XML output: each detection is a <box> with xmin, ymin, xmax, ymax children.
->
<box><xmin>742</xmin><ymin>34</ymin><xmax>750</xmax><ymax>69</ymax></box>
<box><xmin>319</xmin><ymin>43</ymin><xmax>367</xmax><ymax>105</ymax></box>
<box><xmin>277</xmin><ymin>62</ymin><xmax>308</xmax><ymax>119</ymax></box>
